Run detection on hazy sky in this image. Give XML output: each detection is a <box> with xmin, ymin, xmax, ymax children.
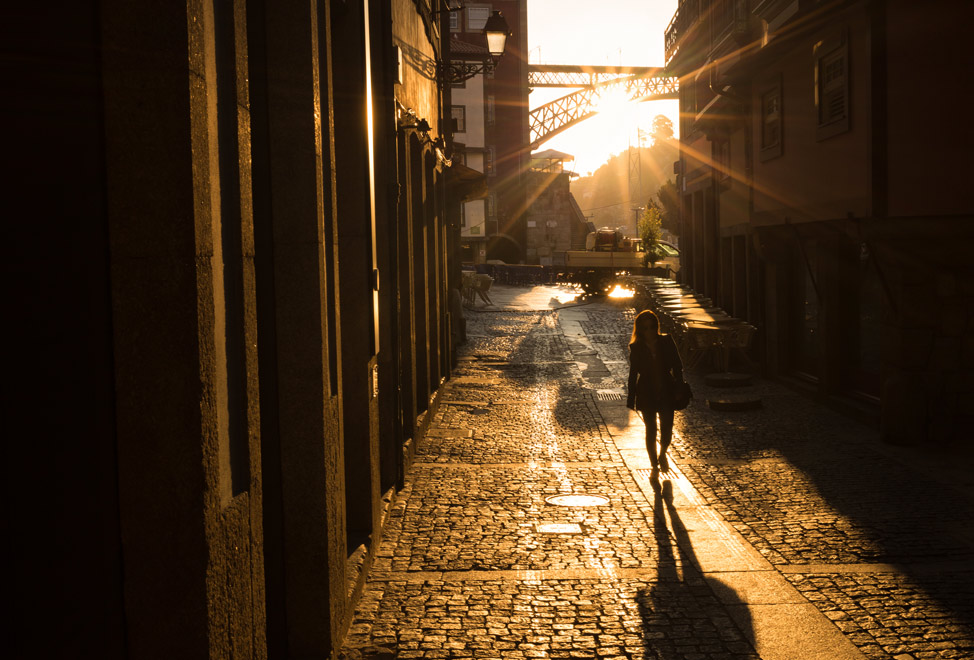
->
<box><xmin>527</xmin><ymin>0</ymin><xmax>679</xmax><ymax>176</ymax></box>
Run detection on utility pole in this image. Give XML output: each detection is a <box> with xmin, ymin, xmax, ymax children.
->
<box><xmin>628</xmin><ymin>127</ymin><xmax>651</xmax><ymax>236</ymax></box>
<box><xmin>628</xmin><ymin>137</ymin><xmax>641</xmax><ymax>229</ymax></box>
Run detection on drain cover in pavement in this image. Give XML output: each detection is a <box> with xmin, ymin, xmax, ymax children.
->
<box><xmin>545</xmin><ymin>494</ymin><xmax>609</xmax><ymax>507</ymax></box>
<box><xmin>534</xmin><ymin>523</ymin><xmax>583</xmax><ymax>534</ymax></box>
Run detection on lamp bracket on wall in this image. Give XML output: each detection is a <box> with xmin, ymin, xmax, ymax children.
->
<box><xmin>398</xmin><ymin>107</ymin><xmax>432</xmax><ymax>134</ymax></box>
<box><xmin>438</xmin><ymin>59</ymin><xmax>498</xmax><ymax>85</ymax></box>
<box><xmin>437</xmin><ymin>10</ymin><xmax>510</xmax><ymax>86</ymax></box>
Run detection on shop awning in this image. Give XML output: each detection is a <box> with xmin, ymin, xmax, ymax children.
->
<box><xmin>530</xmin><ymin>149</ymin><xmax>574</xmax><ymax>162</ymax></box>
<box><xmin>447</xmin><ymin>161</ymin><xmax>488</xmax><ymax>202</ymax></box>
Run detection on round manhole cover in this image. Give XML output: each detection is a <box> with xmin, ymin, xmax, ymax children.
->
<box><xmin>545</xmin><ymin>494</ymin><xmax>609</xmax><ymax>507</ymax></box>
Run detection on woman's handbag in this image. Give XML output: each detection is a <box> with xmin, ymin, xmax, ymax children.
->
<box><xmin>673</xmin><ymin>380</ymin><xmax>693</xmax><ymax>410</ymax></box>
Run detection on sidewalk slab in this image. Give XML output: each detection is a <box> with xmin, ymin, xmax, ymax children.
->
<box><xmin>728</xmin><ymin>603</ymin><xmax>865</xmax><ymax>660</ymax></box>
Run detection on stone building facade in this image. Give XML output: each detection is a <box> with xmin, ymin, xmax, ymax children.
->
<box><xmin>447</xmin><ymin>0</ymin><xmax>531</xmax><ymax>264</ymax></box>
<box><xmin>665</xmin><ymin>0</ymin><xmax>974</xmax><ymax>444</ymax></box>
<box><xmin>449</xmin><ymin>35</ymin><xmax>491</xmax><ymax>264</ymax></box>
<box><xmin>524</xmin><ymin>153</ymin><xmax>591</xmax><ymax>265</ymax></box>
<box><xmin>9</xmin><ymin>1</ymin><xmax>461</xmax><ymax>657</ymax></box>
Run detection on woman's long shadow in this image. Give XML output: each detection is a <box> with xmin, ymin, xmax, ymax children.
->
<box><xmin>637</xmin><ymin>478</ymin><xmax>758</xmax><ymax>659</ymax></box>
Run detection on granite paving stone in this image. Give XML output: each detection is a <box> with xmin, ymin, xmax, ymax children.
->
<box><xmin>784</xmin><ymin>571</ymin><xmax>974</xmax><ymax>660</ymax></box>
<box><xmin>341</xmin><ymin>287</ymin><xmax>974</xmax><ymax>660</ymax></box>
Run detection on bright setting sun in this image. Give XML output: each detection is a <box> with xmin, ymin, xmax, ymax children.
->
<box><xmin>528</xmin><ymin>0</ymin><xmax>679</xmax><ymax>176</ymax></box>
<box><xmin>593</xmin><ymin>88</ymin><xmax>639</xmax><ymax>124</ymax></box>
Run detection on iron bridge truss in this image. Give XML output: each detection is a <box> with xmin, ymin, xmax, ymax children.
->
<box><xmin>528</xmin><ymin>65</ymin><xmax>679</xmax><ymax>150</ymax></box>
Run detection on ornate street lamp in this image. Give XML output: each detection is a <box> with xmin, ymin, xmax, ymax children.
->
<box><xmin>483</xmin><ymin>11</ymin><xmax>510</xmax><ymax>58</ymax></box>
<box><xmin>439</xmin><ymin>10</ymin><xmax>511</xmax><ymax>85</ymax></box>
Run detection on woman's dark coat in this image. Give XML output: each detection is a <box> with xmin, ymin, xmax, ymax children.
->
<box><xmin>626</xmin><ymin>335</ymin><xmax>683</xmax><ymax>413</ymax></box>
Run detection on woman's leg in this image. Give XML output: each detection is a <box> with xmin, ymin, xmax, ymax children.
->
<box><xmin>658</xmin><ymin>409</ymin><xmax>675</xmax><ymax>471</ymax></box>
<box><xmin>642</xmin><ymin>409</ymin><xmax>659</xmax><ymax>468</ymax></box>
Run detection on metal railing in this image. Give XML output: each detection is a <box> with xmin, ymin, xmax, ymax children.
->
<box><xmin>665</xmin><ymin>0</ymin><xmax>752</xmax><ymax>64</ymax></box>
<box><xmin>664</xmin><ymin>0</ymin><xmax>700</xmax><ymax>64</ymax></box>
<box><xmin>528</xmin><ymin>65</ymin><xmax>664</xmax><ymax>88</ymax></box>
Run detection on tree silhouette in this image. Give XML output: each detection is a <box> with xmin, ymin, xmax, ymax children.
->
<box><xmin>650</xmin><ymin>114</ymin><xmax>674</xmax><ymax>144</ymax></box>
<box><xmin>638</xmin><ymin>202</ymin><xmax>666</xmax><ymax>266</ymax></box>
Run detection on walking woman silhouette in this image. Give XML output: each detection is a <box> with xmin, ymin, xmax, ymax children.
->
<box><xmin>626</xmin><ymin>310</ymin><xmax>684</xmax><ymax>473</ymax></box>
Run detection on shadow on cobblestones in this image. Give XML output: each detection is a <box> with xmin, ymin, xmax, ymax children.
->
<box><xmin>670</xmin><ymin>382</ymin><xmax>974</xmax><ymax>640</ymax></box>
<box><xmin>342</xmin><ymin>295</ymin><xmax>973</xmax><ymax>659</ymax></box>
<box><xmin>637</xmin><ymin>480</ymin><xmax>759</xmax><ymax>659</ymax></box>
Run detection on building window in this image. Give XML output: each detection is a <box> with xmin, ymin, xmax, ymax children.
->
<box><xmin>759</xmin><ymin>82</ymin><xmax>782</xmax><ymax>160</ymax></box>
<box><xmin>451</xmin><ymin>105</ymin><xmax>466</xmax><ymax>133</ymax></box>
<box><xmin>486</xmin><ymin>95</ymin><xmax>495</xmax><ymax>125</ymax></box>
<box><xmin>815</xmin><ymin>34</ymin><xmax>850</xmax><ymax>139</ymax></box>
<box><xmin>819</xmin><ymin>51</ymin><xmax>848</xmax><ymax>124</ymax></box>
<box><xmin>485</xmin><ymin>147</ymin><xmax>495</xmax><ymax>176</ymax></box>
<box><xmin>449</xmin><ymin>10</ymin><xmax>460</xmax><ymax>31</ymax></box>
<box><xmin>486</xmin><ymin>194</ymin><xmax>495</xmax><ymax>219</ymax></box>
<box><xmin>467</xmin><ymin>6</ymin><xmax>490</xmax><ymax>31</ymax></box>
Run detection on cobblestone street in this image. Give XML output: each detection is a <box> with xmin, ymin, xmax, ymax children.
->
<box><xmin>340</xmin><ymin>285</ymin><xmax>974</xmax><ymax>660</ymax></box>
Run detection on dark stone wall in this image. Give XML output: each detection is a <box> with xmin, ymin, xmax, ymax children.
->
<box><xmin>7</xmin><ymin>5</ymin><xmax>127</xmax><ymax>658</ymax></box>
<box><xmin>101</xmin><ymin>0</ymin><xmax>266</xmax><ymax>656</ymax></box>
<box><xmin>8</xmin><ymin>1</ymin><xmax>454</xmax><ymax>656</ymax></box>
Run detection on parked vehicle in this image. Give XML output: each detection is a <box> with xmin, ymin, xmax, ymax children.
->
<box><xmin>560</xmin><ymin>228</ymin><xmax>680</xmax><ymax>293</ymax></box>
<box><xmin>653</xmin><ymin>240</ymin><xmax>681</xmax><ymax>275</ymax></box>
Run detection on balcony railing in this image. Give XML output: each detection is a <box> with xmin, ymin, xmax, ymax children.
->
<box><xmin>665</xmin><ymin>0</ymin><xmax>752</xmax><ymax>65</ymax></box>
<box><xmin>664</xmin><ymin>0</ymin><xmax>700</xmax><ymax>64</ymax></box>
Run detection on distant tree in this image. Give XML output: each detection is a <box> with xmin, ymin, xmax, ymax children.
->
<box><xmin>638</xmin><ymin>201</ymin><xmax>667</xmax><ymax>266</ymax></box>
<box><xmin>656</xmin><ymin>178</ymin><xmax>680</xmax><ymax>235</ymax></box>
<box><xmin>650</xmin><ymin>115</ymin><xmax>674</xmax><ymax>144</ymax></box>
<box><xmin>571</xmin><ymin>142</ymin><xmax>679</xmax><ymax>233</ymax></box>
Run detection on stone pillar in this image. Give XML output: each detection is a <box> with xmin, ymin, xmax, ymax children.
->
<box><xmin>331</xmin><ymin>0</ymin><xmax>383</xmax><ymax>557</ymax></box>
<box><xmin>249</xmin><ymin>0</ymin><xmax>348</xmax><ymax>653</ymax></box>
<box><xmin>102</xmin><ymin>0</ymin><xmax>265</xmax><ymax>656</ymax></box>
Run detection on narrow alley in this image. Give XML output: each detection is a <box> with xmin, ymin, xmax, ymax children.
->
<box><xmin>10</xmin><ymin>3</ymin><xmax>974</xmax><ymax>658</ymax></box>
<box><xmin>340</xmin><ymin>284</ymin><xmax>974</xmax><ymax>660</ymax></box>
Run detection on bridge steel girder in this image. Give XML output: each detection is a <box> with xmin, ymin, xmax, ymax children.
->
<box><xmin>528</xmin><ymin>64</ymin><xmax>667</xmax><ymax>88</ymax></box>
<box><xmin>529</xmin><ymin>73</ymin><xmax>679</xmax><ymax>150</ymax></box>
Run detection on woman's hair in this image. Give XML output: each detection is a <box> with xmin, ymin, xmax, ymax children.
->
<box><xmin>630</xmin><ymin>309</ymin><xmax>661</xmax><ymax>346</ymax></box>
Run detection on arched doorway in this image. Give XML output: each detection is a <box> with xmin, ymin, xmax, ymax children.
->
<box><xmin>487</xmin><ymin>233</ymin><xmax>522</xmax><ymax>264</ymax></box>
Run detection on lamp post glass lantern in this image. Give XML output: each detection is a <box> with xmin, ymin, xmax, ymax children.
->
<box><xmin>484</xmin><ymin>11</ymin><xmax>510</xmax><ymax>58</ymax></box>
